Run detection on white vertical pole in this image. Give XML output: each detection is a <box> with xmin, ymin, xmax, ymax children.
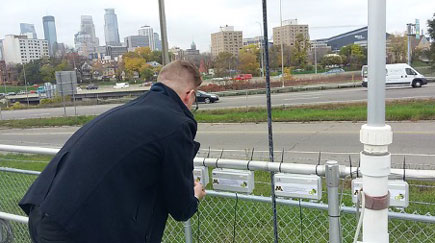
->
<box><xmin>360</xmin><ymin>0</ymin><xmax>392</xmax><ymax>242</ymax></box>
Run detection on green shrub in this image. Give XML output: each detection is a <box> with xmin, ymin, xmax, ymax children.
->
<box><xmin>10</xmin><ymin>102</ymin><xmax>25</xmax><ymax>110</ymax></box>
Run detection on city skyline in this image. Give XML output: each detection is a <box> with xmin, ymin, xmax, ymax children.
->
<box><xmin>0</xmin><ymin>0</ymin><xmax>434</xmax><ymax>52</ymax></box>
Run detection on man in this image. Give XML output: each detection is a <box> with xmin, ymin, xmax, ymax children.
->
<box><xmin>19</xmin><ymin>60</ymin><xmax>206</xmax><ymax>243</ymax></box>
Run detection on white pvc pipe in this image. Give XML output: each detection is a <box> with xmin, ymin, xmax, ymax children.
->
<box><xmin>0</xmin><ymin>212</ymin><xmax>28</xmax><ymax>224</ymax></box>
<box><xmin>0</xmin><ymin>144</ymin><xmax>59</xmax><ymax>155</ymax></box>
<box><xmin>0</xmin><ymin>145</ymin><xmax>434</xmax><ymax>180</ymax></box>
<box><xmin>362</xmin><ymin>1</ymin><xmax>390</xmax><ymax>242</ymax></box>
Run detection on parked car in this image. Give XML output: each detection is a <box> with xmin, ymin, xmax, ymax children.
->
<box><xmin>86</xmin><ymin>83</ymin><xmax>99</xmax><ymax>90</ymax></box>
<box><xmin>0</xmin><ymin>93</ymin><xmax>5</xmax><ymax>98</ymax></box>
<box><xmin>196</xmin><ymin>91</ymin><xmax>219</xmax><ymax>104</ymax></box>
<box><xmin>17</xmin><ymin>90</ymin><xmax>26</xmax><ymax>95</ymax></box>
<box><xmin>30</xmin><ymin>90</ymin><xmax>36</xmax><ymax>94</ymax></box>
<box><xmin>361</xmin><ymin>63</ymin><xmax>427</xmax><ymax>88</ymax></box>
<box><xmin>7</xmin><ymin>92</ymin><xmax>16</xmax><ymax>96</ymax></box>
<box><xmin>234</xmin><ymin>74</ymin><xmax>253</xmax><ymax>80</ymax></box>
<box><xmin>324</xmin><ymin>68</ymin><xmax>345</xmax><ymax>74</ymax></box>
<box><xmin>37</xmin><ymin>86</ymin><xmax>46</xmax><ymax>94</ymax></box>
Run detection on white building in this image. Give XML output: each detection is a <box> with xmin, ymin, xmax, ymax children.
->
<box><xmin>2</xmin><ymin>35</ymin><xmax>49</xmax><ymax>64</ymax></box>
<box><xmin>138</xmin><ymin>25</ymin><xmax>155</xmax><ymax>51</ymax></box>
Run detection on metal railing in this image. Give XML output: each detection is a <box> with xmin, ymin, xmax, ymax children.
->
<box><xmin>1</xmin><ymin>144</ymin><xmax>435</xmax><ymax>242</ymax></box>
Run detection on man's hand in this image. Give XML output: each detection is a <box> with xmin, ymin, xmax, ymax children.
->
<box><xmin>194</xmin><ymin>181</ymin><xmax>206</xmax><ymax>201</ymax></box>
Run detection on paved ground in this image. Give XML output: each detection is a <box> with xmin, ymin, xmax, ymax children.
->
<box><xmin>1</xmin><ymin>83</ymin><xmax>435</xmax><ymax>120</ymax></box>
<box><xmin>0</xmin><ymin>122</ymin><xmax>434</xmax><ymax>168</ymax></box>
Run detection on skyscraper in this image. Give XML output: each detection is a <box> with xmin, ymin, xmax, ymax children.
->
<box><xmin>154</xmin><ymin>33</ymin><xmax>162</xmax><ymax>51</ymax></box>
<box><xmin>74</xmin><ymin>15</ymin><xmax>100</xmax><ymax>56</ymax></box>
<box><xmin>42</xmin><ymin>16</ymin><xmax>58</xmax><ymax>56</ymax></box>
<box><xmin>138</xmin><ymin>25</ymin><xmax>155</xmax><ymax>50</ymax></box>
<box><xmin>104</xmin><ymin>8</ymin><xmax>121</xmax><ymax>46</ymax></box>
<box><xmin>20</xmin><ymin>23</ymin><xmax>38</xmax><ymax>39</ymax></box>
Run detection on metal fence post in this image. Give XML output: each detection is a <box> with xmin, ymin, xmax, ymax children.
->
<box><xmin>326</xmin><ymin>160</ymin><xmax>342</xmax><ymax>243</ymax></box>
<box><xmin>183</xmin><ymin>219</ymin><xmax>193</xmax><ymax>243</ymax></box>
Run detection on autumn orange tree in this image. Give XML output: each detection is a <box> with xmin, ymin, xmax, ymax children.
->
<box><xmin>123</xmin><ymin>47</ymin><xmax>159</xmax><ymax>81</ymax></box>
<box><xmin>238</xmin><ymin>44</ymin><xmax>260</xmax><ymax>76</ymax></box>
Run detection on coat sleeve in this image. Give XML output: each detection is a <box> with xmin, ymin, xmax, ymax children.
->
<box><xmin>160</xmin><ymin>121</ymin><xmax>200</xmax><ymax>221</ymax></box>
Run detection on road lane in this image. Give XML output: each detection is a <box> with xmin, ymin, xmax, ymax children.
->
<box><xmin>0</xmin><ymin>122</ymin><xmax>434</xmax><ymax>168</ymax></box>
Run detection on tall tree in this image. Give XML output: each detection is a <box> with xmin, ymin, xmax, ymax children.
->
<box><xmin>269</xmin><ymin>44</ymin><xmax>291</xmax><ymax>70</ymax></box>
<box><xmin>427</xmin><ymin>14</ymin><xmax>435</xmax><ymax>66</ymax></box>
<box><xmin>339</xmin><ymin>44</ymin><xmax>366</xmax><ymax>70</ymax></box>
<box><xmin>213</xmin><ymin>52</ymin><xmax>237</xmax><ymax>77</ymax></box>
<box><xmin>388</xmin><ymin>33</ymin><xmax>407</xmax><ymax>63</ymax></box>
<box><xmin>292</xmin><ymin>33</ymin><xmax>310</xmax><ymax>68</ymax></box>
<box><xmin>17</xmin><ymin>60</ymin><xmax>43</xmax><ymax>85</ymax></box>
<box><xmin>238</xmin><ymin>45</ymin><xmax>260</xmax><ymax>75</ymax></box>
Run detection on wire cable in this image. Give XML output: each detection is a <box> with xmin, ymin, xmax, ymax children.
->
<box><xmin>232</xmin><ymin>193</ymin><xmax>239</xmax><ymax>243</ymax></box>
<box><xmin>353</xmin><ymin>191</ymin><xmax>366</xmax><ymax>243</ymax></box>
<box><xmin>298</xmin><ymin>199</ymin><xmax>304</xmax><ymax>243</ymax></box>
<box><xmin>0</xmin><ymin>219</ymin><xmax>14</xmax><ymax>243</ymax></box>
<box><xmin>196</xmin><ymin>206</ymin><xmax>201</xmax><ymax>243</ymax></box>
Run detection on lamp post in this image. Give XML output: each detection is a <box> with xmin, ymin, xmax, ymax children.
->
<box><xmin>406</xmin><ymin>23</ymin><xmax>415</xmax><ymax>66</ymax></box>
<box><xmin>256</xmin><ymin>22</ymin><xmax>265</xmax><ymax>78</ymax></box>
<box><xmin>279</xmin><ymin>0</ymin><xmax>285</xmax><ymax>87</ymax></box>
<box><xmin>22</xmin><ymin>63</ymin><xmax>30</xmax><ymax>107</ymax></box>
<box><xmin>158</xmin><ymin>0</ymin><xmax>170</xmax><ymax>65</ymax></box>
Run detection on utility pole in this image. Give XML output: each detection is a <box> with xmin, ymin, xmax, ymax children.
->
<box><xmin>360</xmin><ymin>0</ymin><xmax>392</xmax><ymax>242</ymax></box>
<box><xmin>158</xmin><ymin>0</ymin><xmax>170</xmax><ymax>65</ymax></box>
<box><xmin>256</xmin><ymin>22</ymin><xmax>265</xmax><ymax>78</ymax></box>
<box><xmin>314</xmin><ymin>43</ymin><xmax>318</xmax><ymax>74</ymax></box>
<box><xmin>22</xmin><ymin>63</ymin><xmax>30</xmax><ymax>107</ymax></box>
<box><xmin>407</xmin><ymin>23</ymin><xmax>415</xmax><ymax>66</ymax></box>
<box><xmin>279</xmin><ymin>0</ymin><xmax>285</xmax><ymax>87</ymax></box>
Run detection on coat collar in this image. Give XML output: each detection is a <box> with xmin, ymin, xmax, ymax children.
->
<box><xmin>150</xmin><ymin>82</ymin><xmax>196</xmax><ymax>122</ymax></box>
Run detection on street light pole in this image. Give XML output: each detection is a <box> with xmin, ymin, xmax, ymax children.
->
<box><xmin>22</xmin><ymin>63</ymin><xmax>30</xmax><ymax>107</ymax></box>
<box><xmin>314</xmin><ymin>43</ymin><xmax>318</xmax><ymax>74</ymax></box>
<box><xmin>256</xmin><ymin>22</ymin><xmax>265</xmax><ymax>78</ymax></box>
<box><xmin>406</xmin><ymin>23</ymin><xmax>414</xmax><ymax>66</ymax></box>
<box><xmin>158</xmin><ymin>0</ymin><xmax>170</xmax><ymax>65</ymax></box>
<box><xmin>279</xmin><ymin>0</ymin><xmax>285</xmax><ymax>87</ymax></box>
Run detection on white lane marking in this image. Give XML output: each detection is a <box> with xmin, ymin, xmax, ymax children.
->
<box><xmin>283</xmin><ymin>97</ymin><xmax>320</xmax><ymax>101</ymax></box>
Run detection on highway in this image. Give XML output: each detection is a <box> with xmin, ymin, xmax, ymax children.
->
<box><xmin>0</xmin><ymin>122</ymin><xmax>434</xmax><ymax>168</ymax></box>
<box><xmin>1</xmin><ymin>83</ymin><xmax>435</xmax><ymax>120</ymax></box>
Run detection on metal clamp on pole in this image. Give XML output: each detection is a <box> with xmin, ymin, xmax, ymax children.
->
<box><xmin>326</xmin><ymin>161</ymin><xmax>342</xmax><ymax>243</ymax></box>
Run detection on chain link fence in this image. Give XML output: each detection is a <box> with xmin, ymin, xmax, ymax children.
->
<box><xmin>0</xmin><ymin>153</ymin><xmax>434</xmax><ymax>243</ymax></box>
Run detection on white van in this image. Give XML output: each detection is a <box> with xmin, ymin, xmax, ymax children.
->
<box><xmin>362</xmin><ymin>63</ymin><xmax>427</xmax><ymax>88</ymax></box>
<box><xmin>113</xmin><ymin>82</ymin><xmax>130</xmax><ymax>89</ymax></box>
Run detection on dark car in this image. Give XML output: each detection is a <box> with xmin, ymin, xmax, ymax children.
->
<box><xmin>196</xmin><ymin>91</ymin><xmax>219</xmax><ymax>104</ymax></box>
<box><xmin>86</xmin><ymin>84</ymin><xmax>99</xmax><ymax>90</ymax></box>
<box><xmin>324</xmin><ymin>68</ymin><xmax>345</xmax><ymax>75</ymax></box>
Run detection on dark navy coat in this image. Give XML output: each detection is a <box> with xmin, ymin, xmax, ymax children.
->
<box><xmin>20</xmin><ymin>83</ymin><xmax>200</xmax><ymax>242</ymax></box>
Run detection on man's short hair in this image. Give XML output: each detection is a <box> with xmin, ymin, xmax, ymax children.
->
<box><xmin>158</xmin><ymin>60</ymin><xmax>202</xmax><ymax>87</ymax></box>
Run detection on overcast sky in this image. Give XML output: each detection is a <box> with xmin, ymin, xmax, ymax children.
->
<box><xmin>1</xmin><ymin>0</ymin><xmax>434</xmax><ymax>52</ymax></box>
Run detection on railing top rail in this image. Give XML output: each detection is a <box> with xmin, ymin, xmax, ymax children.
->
<box><xmin>1</xmin><ymin>144</ymin><xmax>435</xmax><ymax>180</ymax></box>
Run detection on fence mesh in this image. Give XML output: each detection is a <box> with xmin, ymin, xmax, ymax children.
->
<box><xmin>1</xmin><ymin>158</ymin><xmax>434</xmax><ymax>243</ymax></box>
